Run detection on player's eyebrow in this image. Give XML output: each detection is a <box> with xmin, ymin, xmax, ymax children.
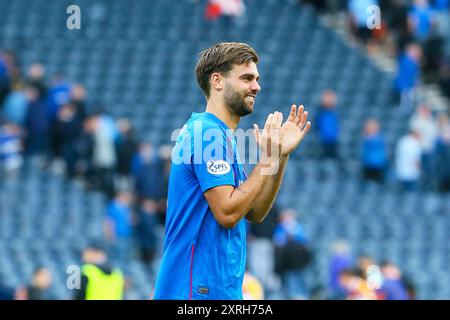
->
<box><xmin>239</xmin><ymin>73</ymin><xmax>260</xmax><ymax>82</ymax></box>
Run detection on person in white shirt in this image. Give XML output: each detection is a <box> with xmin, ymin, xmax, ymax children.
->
<box><xmin>395</xmin><ymin>130</ymin><xmax>422</xmax><ymax>190</ymax></box>
<box><xmin>409</xmin><ymin>104</ymin><xmax>438</xmax><ymax>188</ymax></box>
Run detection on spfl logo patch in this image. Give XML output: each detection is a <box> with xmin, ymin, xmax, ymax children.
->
<box><xmin>206</xmin><ymin>160</ymin><xmax>230</xmax><ymax>175</ymax></box>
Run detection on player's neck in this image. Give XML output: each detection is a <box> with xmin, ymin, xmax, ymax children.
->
<box><xmin>205</xmin><ymin>100</ymin><xmax>240</xmax><ymax>131</ymax></box>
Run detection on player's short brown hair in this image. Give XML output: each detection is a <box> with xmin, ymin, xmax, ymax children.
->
<box><xmin>195</xmin><ymin>42</ymin><xmax>259</xmax><ymax>98</ymax></box>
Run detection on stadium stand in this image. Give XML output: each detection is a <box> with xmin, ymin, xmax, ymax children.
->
<box><xmin>0</xmin><ymin>0</ymin><xmax>449</xmax><ymax>299</ymax></box>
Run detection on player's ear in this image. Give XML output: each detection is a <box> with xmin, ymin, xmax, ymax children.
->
<box><xmin>210</xmin><ymin>72</ymin><xmax>224</xmax><ymax>92</ymax></box>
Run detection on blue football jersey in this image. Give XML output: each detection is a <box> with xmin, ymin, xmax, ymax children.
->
<box><xmin>154</xmin><ymin>112</ymin><xmax>248</xmax><ymax>300</ymax></box>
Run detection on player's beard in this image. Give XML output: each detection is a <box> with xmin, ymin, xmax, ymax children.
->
<box><xmin>223</xmin><ymin>82</ymin><xmax>254</xmax><ymax>117</ymax></box>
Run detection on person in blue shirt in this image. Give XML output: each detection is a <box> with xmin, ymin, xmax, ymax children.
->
<box><xmin>153</xmin><ymin>42</ymin><xmax>311</xmax><ymax>300</ymax></box>
<box><xmin>361</xmin><ymin>118</ymin><xmax>387</xmax><ymax>183</ymax></box>
<box><xmin>408</xmin><ymin>0</ymin><xmax>436</xmax><ymax>42</ymax></box>
<box><xmin>105</xmin><ymin>191</ymin><xmax>134</xmax><ymax>263</ymax></box>
<box><xmin>394</xmin><ymin>43</ymin><xmax>422</xmax><ymax>93</ymax></box>
<box><xmin>316</xmin><ymin>89</ymin><xmax>339</xmax><ymax>159</ymax></box>
<box><xmin>393</xmin><ymin>43</ymin><xmax>422</xmax><ymax>110</ymax></box>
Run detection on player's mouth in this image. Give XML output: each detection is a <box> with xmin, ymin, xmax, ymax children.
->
<box><xmin>246</xmin><ymin>94</ymin><xmax>256</xmax><ymax>102</ymax></box>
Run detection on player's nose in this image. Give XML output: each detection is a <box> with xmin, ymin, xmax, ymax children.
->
<box><xmin>250</xmin><ymin>80</ymin><xmax>261</xmax><ymax>93</ymax></box>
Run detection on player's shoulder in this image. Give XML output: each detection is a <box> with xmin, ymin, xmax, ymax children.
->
<box><xmin>185</xmin><ymin>114</ymin><xmax>226</xmax><ymax>136</ymax></box>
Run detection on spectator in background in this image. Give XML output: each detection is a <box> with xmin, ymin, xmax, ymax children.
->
<box><xmin>437</xmin><ymin>112</ymin><xmax>450</xmax><ymax>136</ymax></box>
<box><xmin>104</xmin><ymin>191</ymin><xmax>134</xmax><ymax>263</ymax></box>
<box><xmin>26</xmin><ymin>267</ymin><xmax>54</xmax><ymax>300</ymax></box>
<box><xmin>395</xmin><ymin>129</ymin><xmax>422</xmax><ymax>191</ymax></box>
<box><xmin>51</xmin><ymin>103</ymin><xmax>83</xmax><ymax>177</ymax></box>
<box><xmin>393</xmin><ymin>43</ymin><xmax>422</xmax><ymax>111</ymax></box>
<box><xmin>1</xmin><ymin>51</ymin><xmax>19</xmax><ymax>87</ymax></box>
<box><xmin>1</xmin><ymin>82</ymin><xmax>28</xmax><ymax>126</ymax></box>
<box><xmin>47</xmin><ymin>74</ymin><xmax>71</xmax><ymax>123</ymax></box>
<box><xmin>408</xmin><ymin>0</ymin><xmax>436</xmax><ymax>42</ymax></box>
<box><xmin>338</xmin><ymin>268</ymin><xmax>378</xmax><ymax>300</ymax></box>
<box><xmin>379</xmin><ymin>261</ymin><xmax>409</xmax><ymax>300</ymax></box>
<box><xmin>132</xmin><ymin>142</ymin><xmax>165</xmax><ymax>203</ymax></box>
<box><xmin>347</xmin><ymin>0</ymin><xmax>379</xmax><ymax>44</ymax></box>
<box><xmin>361</xmin><ymin>118</ymin><xmax>387</xmax><ymax>183</ymax></box>
<box><xmin>328</xmin><ymin>240</ymin><xmax>353</xmax><ymax>299</ymax></box>
<box><xmin>115</xmin><ymin>118</ymin><xmax>138</xmax><ymax>189</ymax></box>
<box><xmin>156</xmin><ymin>144</ymin><xmax>172</xmax><ymax>225</ymax></box>
<box><xmin>91</xmin><ymin>109</ymin><xmax>118</xmax><ymax>197</ymax></box>
<box><xmin>402</xmin><ymin>274</ymin><xmax>417</xmax><ymax>300</ymax></box>
<box><xmin>435</xmin><ymin>117</ymin><xmax>450</xmax><ymax>193</ymax></box>
<box><xmin>25</xmin><ymin>63</ymin><xmax>47</xmax><ymax>101</ymax></box>
<box><xmin>433</xmin><ymin>0</ymin><xmax>450</xmax><ymax>36</ymax></box>
<box><xmin>247</xmin><ymin>205</ymin><xmax>279</xmax><ymax>293</ymax></box>
<box><xmin>382</xmin><ymin>0</ymin><xmax>412</xmax><ymax>52</ymax></box>
<box><xmin>136</xmin><ymin>199</ymin><xmax>159</xmax><ymax>268</ymax></box>
<box><xmin>242</xmin><ymin>270</ymin><xmax>264</xmax><ymax>300</ymax></box>
<box><xmin>438</xmin><ymin>56</ymin><xmax>450</xmax><ymax>99</ymax></box>
<box><xmin>24</xmin><ymin>85</ymin><xmax>51</xmax><ymax>159</ymax></box>
<box><xmin>158</xmin><ymin>144</ymin><xmax>172</xmax><ymax>227</ymax></box>
<box><xmin>409</xmin><ymin>104</ymin><xmax>438</xmax><ymax>188</ymax></box>
<box><xmin>273</xmin><ymin>209</ymin><xmax>312</xmax><ymax>299</ymax></box>
<box><xmin>354</xmin><ymin>254</ymin><xmax>376</xmax><ymax>280</ymax></box>
<box><xmin>47</xmin><ymin>75</ymin><xmax>72</xmax><ymax>159</ymax></box>
<box><xmin>75</xmin><ymin>115</ymin><xmax>95</xmax><ymax>180</ymax></box>
<box><xmin>0</xmin><ymin>51</ymin><xmax>11</xmax><ymax>107</ymax></box>
<box><xmin>205</xmin><ymin>0</ymin><xmax>246</xmax><ymax>26</ymax></box>
<box><xmin>74</xmin><ymin>242</ymin><xmax>125</xmax><ymax>300</ymax></box>
<box><xmin>421</xmin><ymin>24</ymin><xmax>445</xmax><ymax>83</ymax></box>
<box><xmin>0</xmin><ymin>283</ymin><xmax>27</xmax><ymax>300</ymax></box>
<box><xmin>70</xmin><ymin>84</ymin><xmax>87</xmax><ymax>122</ymax></box>
<box><xmin>0</xmin><ymin>122</ymin><xmax>23</xmax><ymax>176</ymax></box>
<box><xmin>316</xmin><ymin>89</ymin><xmax>340</xmax><ymax>160</ymax></box>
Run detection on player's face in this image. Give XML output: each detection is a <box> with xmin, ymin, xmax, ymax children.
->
<box><xmin>223</xmin><ymin>62</ymin><xmax>260</xmax><ymax>116</ymax></box>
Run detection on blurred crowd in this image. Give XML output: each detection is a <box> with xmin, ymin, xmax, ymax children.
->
<box><xmin>0</xmin><ymin>50</ymin><xmax>172</xmax><ymax>276</ymax></box>
<box><xmin>299</xmin><ymin>0</ymin><xmax>450</xmax><ymax>108</ymax></box>
<box><xmin>327</xmin><ymin>240</ymin><xmax>415</xmax><ymax>300</ymax></box>
<box><xmin>1</xmin><ymin>0</ymin><xmax>449</xmax><ymax>300</ymax></box>
<box><xmin>314</xmin><ymin>88</ymin><xmax>450</xmax><ymax>193</ymax></box>
<box><xmin>303</xmin><ymin>0</ymin><xmax>450</xmax><ymax>193</ymax></box>
<box><xmin>246</xmin><ymin>206</ymin><xmax>416</xmax><ymax>300</ymax></box>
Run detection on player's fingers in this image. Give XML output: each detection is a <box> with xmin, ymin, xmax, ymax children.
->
<box><xmin>268</xmin><ymin>112</ymin><xmax>279</xmax><ymax>142</ymax></box>
<box><xmin>267</xmin><ymin>112</ymin><xmax>277</xmax><ymax>137</ymax></box>
<box><xmin>274</xmin><ymin>112</ymin><xmax>283</xmax><ymax>144</ymax></box>
<box><xmin>299</xmin><ymin>110</ymin><xmax>308</xmax><ymax>128</ymax></box>
<box><xmin>300</xmin><ymin>121</ymin><xmax>311</xmax><ymax>137</ymax></box>
<box><xmin>263</xmin><ymin>113</ymin><xmax>273</xmax><ymax>136</ymax></box>
<box><xmin>276</xmin><ymin>111</ymin><xmax>283</xmax><ymax>128</ymax></box>
<box><xmin>287</xmin><ymin>105</ymin><xmax>296</xmax><ymax>122</ymax></box>
<box><xmin>267</xmin><ymin>112</ymin><xmax>281</xmax><ymax>150</ymax></box>
<box><xmin>270</xmin><ymin>112</ymin><xmax>279</xmax><ymax>128</ymax></box>
<box><xmin>295</xmin><ymin>105</ymin><xmax>304</xmax><ymax>126</ymax></box>
<box><xmin>253</xmin><ymin>124</ymin><xmax>260</xmax><ymax>144</ymax></box>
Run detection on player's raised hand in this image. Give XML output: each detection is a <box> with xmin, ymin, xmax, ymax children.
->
<box><xmin>280</xmin><ymin>104</ymin><xmax>311</xmax><ymax>156</ymax></box>
<box><xmin>253</xmin><ymin>111</ymin><xmax>283</xmax><ymax>163</ymax></box>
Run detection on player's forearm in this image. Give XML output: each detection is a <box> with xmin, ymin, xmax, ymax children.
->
<box><xmin>247</xmin><ymin>155</ymin><xmax>289</xmax><ymax>223</ymax></box>
<box><xmin>221</xmin><ymin>161</ymin><xmax>274</xmax><ymax>228</ymax></box>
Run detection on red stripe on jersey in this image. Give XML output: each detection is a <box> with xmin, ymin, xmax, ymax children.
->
<box><xmin>189</xmin><ymin>243</ymin><xmax>195</xmax><ymax>300</ymax></box>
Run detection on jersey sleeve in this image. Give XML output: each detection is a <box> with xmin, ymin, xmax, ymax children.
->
<box><xmin>192</xmin><ymin>125</ymin><xmax>236</xmax><ymax>193</ymax></box>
